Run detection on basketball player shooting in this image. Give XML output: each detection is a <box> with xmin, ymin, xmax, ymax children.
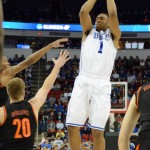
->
<box><xmin>0</xmin><ymin>0</ymin><xmax>4</xmax><ymax>66</ymax></box>
<box><xmin>66</xmin><ymin>0</ymin><xmax>121</xmax><ymax>150</ymax></box>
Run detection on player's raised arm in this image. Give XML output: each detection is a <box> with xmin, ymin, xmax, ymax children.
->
<box><xmin>106</xmin><ymin>0</ymin><xmax>121</xmax><ymax>42</ymax></box>
<box><xmin>0</xmin><ymin>0</ymin><xmax>4</xmax><ymax>64</ymax></box>
<box><xmin>29</xmin><ymin>50</ymin><xmax>70</xmax><ymax>111</ymax></box>
<box><xmin>8</xmin><ymin>38</ymin><xmax>68</xmax><ymax>75</ymax></box>
<box><xmin>79</xmin><ymin>0</ymin><xmax>96</xmax><ymax>37</ymax></box>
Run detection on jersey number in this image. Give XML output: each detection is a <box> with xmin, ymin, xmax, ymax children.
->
<box><xmin>13</xmin><ymin>118</ymin><xmax>31</xmax><ymax>139</ymax></box>
<box><xmin>98</xmin><ymin>41</ymin><xmax>103</xmax><ymax>53</ymax></box>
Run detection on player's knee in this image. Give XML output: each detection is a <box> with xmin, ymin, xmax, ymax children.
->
<box><xmin>67</xmin><ymin>126</ymin><xmax>80</xmax><ymax>135</ymax></box>
<box><xmin>92</xmin><ymin>129</ymin><xmax>104</xmax><ymax>140</ymax></box>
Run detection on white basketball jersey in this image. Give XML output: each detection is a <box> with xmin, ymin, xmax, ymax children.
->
<box><xmin>79</xmin><ymin>28</ymin><xmax>117</xmax><ymax>80</ymax></box>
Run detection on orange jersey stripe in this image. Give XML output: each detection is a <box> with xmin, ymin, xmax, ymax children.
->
<box><xmin>135</xmin><ymin>144</ymin><xmax>140</xmax><ymax>150</ymax></box>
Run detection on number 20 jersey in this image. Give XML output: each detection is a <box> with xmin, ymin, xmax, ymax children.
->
<box><xmin>0</xmin><ymin>101</ymin><xmax>37</xmax><ymax>150</ymax></box>
<box><xmin>79</xmin><ymin>28</ymin><xmax>117</xmax><ymax>80</ymax></box>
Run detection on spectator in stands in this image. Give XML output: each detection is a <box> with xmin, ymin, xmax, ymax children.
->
<box><xmin>47</xmin><ymin>128</ymin><xmax>56</xmax><ymax>138</ymax></box>
<box><xmin>48</xmin><ymin>101</ymin><xmax>55</xmax><ymax>110</ymax></box>
<box><xmin>41</xmin><ymin>54</ymin><xmax>46</xmax><ymax>62</ymax></box>
<box><xmin>128</xmin><ymin>56</ymin><xmax>134</xmax><ymax>69</ymax></box>
<box><xmin>19</xmin><ymin>54</ymin><xmax>25</xmax><ymax>62</ymax></box>
<box><xmin>48</xmin><ymin>95</ymin><xmax>56</xmax><ymax>103</ymax></box>
<box><xmin>49</xmin><ymin>111</ymin><xmax>55</xmax><ymax>121</ymax></box>
<box><xmin>54</xmin><ymin>82</ymin><xmax>61</xmax><ymax>90</ymax></box>
<box><xmin>55</xmin><ymin>102</ymin><xmax>64</xmax><ymax>114</ymax></box>
<box><xmin>56</xmin><ymin>120</ymin><xmax>64</xmax><ymax>130</ymax></box>
<box><xmin>119</xmin><ymin>70</ymin><xmax>127</xmax><ymax>81</ymax></box>
<box><xmin>47</xmin><ymin>120</ymin><xmax>56</xmax><ymax>130</ymax></box>
<box><xmin>13</xmin><ymin>54</ymin><xmax>19</xmax><ymax>64</ymax></box>
<box><xmin>60</xmin><ymin>69</ymin><xmax>66</xmax><ymax>79</ymax></box>
<box><xmin>134</xmin><ymin>56</ymin><xmax>140</xmax><ymax>67</ymax></box>
<box><xmin>118</xmin><ymin>96</ymin><xmax>123</xmax><ymax>105</ymax></box>
<box><xmin>146</xmin><ymin>61</ymin><xmax>150</xmax><ymax>70</ymax></box>
<box><xmin>53</xmin><ymin>136</ymin><xmax>64</xmax><ymax>149</ymax></box>
<box><xmin>56</xmin><ymin>129</ymin><xmax>65</xmax><ymax>139</ymax></box>
<box><xmin>115</xmin><ymin>114</ymin><xmax>123</xmax><ymax>125</ymax></box>
<box><xmin>122</xmin><ymin>56</ymin><xmax>128</xmax><ymax>67</ymax></box>
<box><xmin>127</xmin><ymin>71</ymin><xmax>136</xmax><ymax>83</ymax></box>
<box><xmin>43</xmin><ymin>114</ymin><xmax>49</xmax><ymax>131</ymax></box>
<box><xmin>41</xmin><ymin>139</ymin><xmax>52</xmax><ymax>150</ymax></box>
<box><xmin>112</xmin><ymin>70</ymin><xmax>120</xmax><ymax>81</ymax></box>
<box><xmin>63</xmin><ymin>145</ymin><xmax>69</xmax><ymax>150</ymax></box>
<box><xmin>8</xmin><ymin>58</ymin><xmax>13</xmax><ymax>64</ymax></box>
<box><xmin>128</xmin><ymin>81</ymin><xmax>136</xmax><ymax>91</ymax></box>
<box><xmin>72</xmin><ymin>55</ymin><xmax>79</xmax><ymax>64</ymax></box>
<box><xmin>25</xmin><ymin>71</ymin><xmax>32</xmax><ymax>80</ymax></box>
<box><xmin>128</xmin><ymin>90</ymin><xmax>133</xmax><ymax>100</ymax></box>
<box><xmin>39</xmin><ymin>110</ymin><xmax>44</xmax><ymax>134</ymax></box>
<box><xmin>146</xmin><ymin>56</ymin><xmax>150</xmax><ymax>62</ymax></box>
<box><xmin>60</xmin><ymin>93</ymin><xmax>68</xmax><ymax>104</ymax></box>
<box><xmin>144</xmin><ymin>70</ymin><xmax>150</xmax><ymax>81</ymax></box>
<box><xmin>111</xmin><ymin>90</ymin><xmax>118</xmax><ymax>104</ymax></box>
<box><xmin>81</xmin><ymin>126</ymin><xmax>90</xmax><ymax>135</ymax></box>
<box><xmin>39</xmin><ymin>133</ymin><xmax>46</xmax><ymax>148</ymax></box>
<box><xmin>63</xmin><ymin>90</ymin><xmax>69</xmax><ymax>99</ymax></box>
<box><xmin>142</xmin><ymin>75</ymin><xmax>149</xmax><ymax>84</ymax></box>
<box><xmin>140</xmin><ymin>59</ymin><xmax>145</xmax><ymax>68</ymax></box>
<box><xmin>57</xmin><ymin>112</ymin><xmax>63</xmax><ymax>121</ymax></box>
<box><xmin>25</xmin><ymin>67</ymin><xmax>32</xmax><ymax>75</ymax></box>
<box><xmin>63</xmin><ymin>138</ymin><xmax>70</xmax><ymax>148</ymax></box>
<box><xmin>46</xmin><ymin>61</ymin><xmax>51</xmax><ymax>73</ymax></box>
<box><xmin>53</xmin><ymin>145</ymin><xmax>59</xmax><ymax>150</ymax></box>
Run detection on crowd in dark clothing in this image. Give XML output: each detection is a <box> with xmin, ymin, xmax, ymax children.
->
<box><xmin>3</xmin><ymin>4</ymin><xmax>150</xmax><ymax>24</ymax></box>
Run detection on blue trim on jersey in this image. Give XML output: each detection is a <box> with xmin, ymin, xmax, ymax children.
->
<box><xmin>66</xmin><ymin>123</ymin><xmax>84</xmax><ymax>127</ymax></box>
<box><xmin>87</xmin><ymin>123</ymin><xmax>104</xmax><ymax>131</ymax></box>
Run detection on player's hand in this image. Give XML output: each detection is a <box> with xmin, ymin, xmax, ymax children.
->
<box><xmin>51</xmin><ymin>38</ymin><xmax>68</xmax><ymax>48</ymax></box>
<box><xmin>52</xmin><ymin>50</ymin><xmax>71</xmax><ymax>69</ymax></box>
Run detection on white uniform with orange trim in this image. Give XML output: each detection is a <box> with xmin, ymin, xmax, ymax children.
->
<box><xmin>66</xmin><ymin>28</ymin><xmax>117</xmax><ymax>130</ymax></box>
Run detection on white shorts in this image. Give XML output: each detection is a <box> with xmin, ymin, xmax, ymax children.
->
<box><xmin>66</xmin><ymin>75</ymin><xmax>111</xmax><ymax>131</ymax></box>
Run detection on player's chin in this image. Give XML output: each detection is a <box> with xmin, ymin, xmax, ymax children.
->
<box><xmin>96</xmin><ymin>24</ymin><xmax>103</xmax><ymax>29</ymax></box>
<box><xmin>96</xmin><ymin>26</ymin><xmax>102</xmax><ymax>31</ymax></box>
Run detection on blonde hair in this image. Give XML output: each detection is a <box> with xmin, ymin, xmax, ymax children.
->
<box><xmin>6</xmin><ymin>77</ymin><xmax>25</xmax><ymax>100</ymax></box>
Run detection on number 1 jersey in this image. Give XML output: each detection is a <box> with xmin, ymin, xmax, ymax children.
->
<box><xmin>0</xmin><ymin>101</ymin><xmax>37</xmax><ymax>150</ymax></box>
<box><xmin>79</xmin><ymin>28</ymin><xmax>117</xmax><ymax>80</ymax></box>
